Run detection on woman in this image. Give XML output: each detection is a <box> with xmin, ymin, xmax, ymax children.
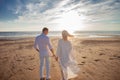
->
<box><xmin>56</xmin><ymin>30</ymin><xmax>80</xmax><ymax>80</ymax></box>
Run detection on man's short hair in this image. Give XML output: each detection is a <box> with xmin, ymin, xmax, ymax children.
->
<box><xmin>42</xmin><ymin>27</ymin><xmax>48</xmax><ymax>32</ymax></box>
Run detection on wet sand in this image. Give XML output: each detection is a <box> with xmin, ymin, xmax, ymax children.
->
<box><xmin>0</xmin><ymin>37</ymin><xmax>120</xmax><ymax>80</ymax></box>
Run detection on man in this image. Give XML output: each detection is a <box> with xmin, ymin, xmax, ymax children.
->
<box><xmin>34</xmin><ymin>27</ymin><xmax>56</xmax><ymax>80</ymax></box>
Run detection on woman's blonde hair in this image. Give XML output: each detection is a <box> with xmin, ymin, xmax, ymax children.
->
<box><xmin>62</xmin><ymin>30</ymin><xmax>73</xmax><ymax>38</ymax></box>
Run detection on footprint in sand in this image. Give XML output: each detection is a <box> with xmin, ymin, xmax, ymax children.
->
<box><xmin>113</xmin><ymin>55</ymin><xmax>120</xmax><ymax>58</ymax></box>
<box><xmin>94</xmin><ymin>59</ymin><xmax>100</xmax><ymax>62</ymax></box>
<box><xmin>26</xmin><ymin>66</ymin><xmax>35</xmax><ymax>71</ymax></box>
<box><xmin>109</xmin><ymin>56</ymin><xmax>120</xmax><ymax>60</ymax></box>
<box><xmin>78</xmin><ymin>61</ymin><xmax>86</xmax><ymax>65</ymax></box>
<box><xmin>117</xmin><ymin>56</ymin><xmax>120</xmax><ymax>59</ymax></box>
<box><xmin>99</xmin><ymin>53</ymin><xmax>105</xmax><ymax>56</ymax></box>
<box><xmin>109</xmin><ymin>58</ymin><xmax>114</xmax><ymax>60</ymax></box>
<box><xmin>82</xmin><ymin>72</ymin><xmax>86</xmax><ymax>74</ymax></box>
<box><xmin>82</xmin><ymin>56</ymin><xmax>87</xmax><ymax>59</ymax></box>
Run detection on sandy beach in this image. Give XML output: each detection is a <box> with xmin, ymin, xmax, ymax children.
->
<box><xmin>0</xmin><ymin>37</ymin><xmax>120</xmax><ymax>80</ymax></box>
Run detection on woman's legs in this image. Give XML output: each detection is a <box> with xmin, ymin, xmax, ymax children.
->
<box><xmin>61</xmin><ymin>64</ymin><xmax>68</xmax><ymax>80</ymax></box>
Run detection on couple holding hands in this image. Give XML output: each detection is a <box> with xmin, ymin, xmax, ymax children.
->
<box><xmin>34</xmin><ymin>27</ymin><xmax>80</xmax><ymax>80</ymax></box>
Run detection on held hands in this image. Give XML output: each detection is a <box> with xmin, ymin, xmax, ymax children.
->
<box><xmin>53</xmin><ymin>55</ymin><xmax>58</xmax><ymax>61</ymax></box>
<box><xmin>50</xmin><ymin>49</ymin><xmax>58</xmax><ymax>61</ymax></box>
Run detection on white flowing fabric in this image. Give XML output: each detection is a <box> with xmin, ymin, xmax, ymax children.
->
<box><xmin>57</xmin><ymin>39</ymin><xmax>80</xmax><ymax>80</ymax></box>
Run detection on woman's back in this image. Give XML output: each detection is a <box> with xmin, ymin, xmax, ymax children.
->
<box><xmin>57</xmin><ymin>39</ymin><xmax>72</xmax><ymax>63</ymax></box>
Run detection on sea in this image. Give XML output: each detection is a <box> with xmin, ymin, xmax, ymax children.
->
<box><xmin>0</xmin><ymin>31</ymin><xmax>120</xmax><ymax>39</ymax></box>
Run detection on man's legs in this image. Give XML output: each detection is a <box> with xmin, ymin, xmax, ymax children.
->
<box><xmin>45</xmin><ymin>56</ymin><xmax>50</xmax><ymax>79</ymax></box>
<box><xmin>40</xmin><ymin>56</ymin><xmax>44</xmax><ymax>78</ymax></box>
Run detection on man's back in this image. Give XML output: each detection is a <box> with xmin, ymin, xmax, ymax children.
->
<box><xmin>34</xmin><ymin>33</ymin><xmax>52</xmax><ymax>56</ymax></box>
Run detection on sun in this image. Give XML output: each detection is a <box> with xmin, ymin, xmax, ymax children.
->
<box><xmin>56</xmin><ymin>11</ymin><xmax>85</xmax><ymax>33</ymax></box>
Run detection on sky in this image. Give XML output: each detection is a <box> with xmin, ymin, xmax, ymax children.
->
<box><xmin>0</xmin><ymin>0</ymin><xmax>120</xmax><ymax>32</ymax></box>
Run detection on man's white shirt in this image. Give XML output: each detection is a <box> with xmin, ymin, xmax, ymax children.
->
<box><xmin>34</xmin><ymin>33</ymin><xmax>52</xmax><ymax>56</ymax></box>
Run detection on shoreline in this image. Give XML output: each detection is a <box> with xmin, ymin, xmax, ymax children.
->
<box><xmin>0</xmin><ymin>35</ymin><xmax>120</xmax><ymax>40</ymax></box>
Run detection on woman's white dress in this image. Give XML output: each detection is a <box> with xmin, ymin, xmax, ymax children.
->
<box><xmin>57</xmin><ymin>39</ymin><xmax>80</xmax><ymax>80</ymax></box>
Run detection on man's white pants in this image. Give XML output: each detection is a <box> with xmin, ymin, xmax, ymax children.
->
<box><xmin>40</xmin><ymin>55</ymin><xmax>50</xmax><ymax>79</ymax></box>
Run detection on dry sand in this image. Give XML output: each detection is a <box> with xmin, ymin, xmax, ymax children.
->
<box><xmin>0</xmin><ymin>37</ymin><xmax>120</xmax><ymax>80</ymax></box>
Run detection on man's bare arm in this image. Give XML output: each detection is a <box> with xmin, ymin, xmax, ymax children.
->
<box><xmin>50</xmin><ymin>49</ymin><xmax>58</xmax><ymax>61</ymax></box>
<box><xmin>50</xmin><ymin>48</ymin><xmax>55</xmax><ymax>56</ymax></box>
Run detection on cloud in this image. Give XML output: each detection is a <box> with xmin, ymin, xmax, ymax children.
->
<box><xmin>69</xmin><ymin>0</ymin><xmax>120</xmax><ymax>23</ymax></box>
<box><xmin>0</xmin><ymin>0</ymin><xmax>120</xmax><ymax>31</ymax></box>
<box><xmin>9</xmin><ymin>0</ymin><xmax>119</xmax><ymax>23</ymax></box>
